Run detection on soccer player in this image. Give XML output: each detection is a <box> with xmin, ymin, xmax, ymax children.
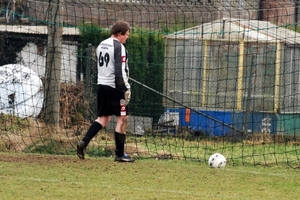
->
<box><xmin>77</xmin><ymin>20</ymin><xmax>134</xmax><ymax>162</ymax></box>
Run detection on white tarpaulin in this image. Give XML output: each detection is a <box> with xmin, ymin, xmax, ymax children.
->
<box><xmin>0</xmin><ymin>64</ymin><xmax>43</xmax><ymax>118</ymax></box>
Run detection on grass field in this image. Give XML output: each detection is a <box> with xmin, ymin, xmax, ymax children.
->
<box><xmin>0</xmin><ymin>152</ymin><xmax>299</xmax><ymax>200</ymax></box>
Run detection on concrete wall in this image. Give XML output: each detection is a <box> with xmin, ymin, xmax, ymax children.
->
<box><xmin>2</xmin><ymin>0</ymin><xmax>299</xmax><ymax>28</ymax></box>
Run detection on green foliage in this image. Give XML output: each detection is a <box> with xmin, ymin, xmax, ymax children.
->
<box><xmin>125</xmin><ymin>31</ymin><xmax>165</xmax><ymax>121</ymax></box>
<box><xmin>0</xmin><ymin>33</ymin><xmax>27</xmax><ymax>65</ymax></box>
<box><xmin>87</xmin><ymin>146</ymin><xmax>114</xmax><ymax>157</ymax></box>
<box><xmin>78</xmin><ymin>23</ymin><xmax>110</xmax><ymax>47</ymax></box>
<box><xmin>25</xmin><ymin>139</ymin><xmax>65</xmax><ymax>154</ymax></box>
<box><xmin>0</xmin><ymin>114</ymin><xmax>29</xmax><ymax>132</ymax></box>
<box><xmin>286</xmin><ymin>24</ymin><xmax>300</xmax><ymax>33</ymax></box>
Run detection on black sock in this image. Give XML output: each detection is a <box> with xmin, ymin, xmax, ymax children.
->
<box><xmin>82</xmin><ymin>122</ymin><xmax>102</xmax><ymax>146</ymax></box>
<box><xmin>114</xmin><ymin>132</ymin><xmax>126</xmax><ymax>157</ymax></box>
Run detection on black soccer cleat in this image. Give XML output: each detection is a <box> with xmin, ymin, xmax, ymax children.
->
<box><xmin>77</xmin><ymin>141</ymin><xmax>86</xmax><ymax>159</ymax></box>
<box><xmin>114</xmin><ymin>154</ymin><xmax>135</xmax><ymax>162</ymax></box>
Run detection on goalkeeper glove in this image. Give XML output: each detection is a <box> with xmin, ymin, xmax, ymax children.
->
<box><xmin>124</xmin><ymin>89</ymin><xmax>131</xmax><ymax>106</ymax></box>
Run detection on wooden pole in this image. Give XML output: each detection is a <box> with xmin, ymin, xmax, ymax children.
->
<box><xmin>44</xmin><ymin>0</ymin><xmax>64</xmax><ymax>127</ymax></box>
<box><xmin>274</xmin><ymin>42</ymin><xmax>281</xmax><ymax>113</ymax></box>
<box><xmin>237</xmin><ymin>40</ymin><xmax>245</xmax><ymax>110</ymax></box>
<box><xmin>201</xmin><ymin>40</ymin><xmax>208</xmax><ymax>107</ymax></box>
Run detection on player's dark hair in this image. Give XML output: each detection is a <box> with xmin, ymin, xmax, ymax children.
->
<box><xmin>111</xmin><ymin>20</ymin><xmax>130</xmax><ymax>36</ymax></box>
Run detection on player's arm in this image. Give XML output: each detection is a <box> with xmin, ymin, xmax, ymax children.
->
<box><xmin>114</xmin><ymin>42</ymin><xmax>129</xmax><ymax>92</ymax></box>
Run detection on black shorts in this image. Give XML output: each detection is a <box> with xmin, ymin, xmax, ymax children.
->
<box><xmin>97</xmin><ymin>84</ymin><xmax>129</xmax><ymax>116</ymax></box>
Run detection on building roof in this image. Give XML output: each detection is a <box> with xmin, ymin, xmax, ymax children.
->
<box><xmin>0</xmin><ymin>24</ymin><xmax>80</xmax><ymax>36</ymax></box>
<box><xmin>166</xmin><ymin>18</ymin><xmax>300</xmax><ymax>45</ymax></box>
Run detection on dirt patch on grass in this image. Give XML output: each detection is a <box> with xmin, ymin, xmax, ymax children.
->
<box><xmin>0</xmin><ymin>153</ymin><xmax>85</xmax><ymax>165</ymax></box>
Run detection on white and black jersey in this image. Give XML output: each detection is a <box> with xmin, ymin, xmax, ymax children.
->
<box><xmin>96</xmin><ymin>37</ymin><xmax>130</xmax><ymax>92</ymax></box>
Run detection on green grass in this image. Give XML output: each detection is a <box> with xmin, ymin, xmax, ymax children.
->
<box><xmin>0</xmin><ymin>152</ymin><xmax>299</xmax><ymax>200</ymax></box>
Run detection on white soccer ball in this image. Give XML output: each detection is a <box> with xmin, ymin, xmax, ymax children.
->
<box><xmin>208</xmin><ymin>153</ymin><xmax>226</xmax><ymax>168</ymax></box>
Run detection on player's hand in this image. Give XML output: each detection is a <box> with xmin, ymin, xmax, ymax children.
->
<box><xmin>124</xmin><ymin>89</ymin><xmax>131</xmax><ymax>106</ymax></box>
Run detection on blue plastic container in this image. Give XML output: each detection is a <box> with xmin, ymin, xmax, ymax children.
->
<box><xmin>164</xmin><ymin>108</ymin><xmax>277</xmax><ymax>136</ymax></box>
